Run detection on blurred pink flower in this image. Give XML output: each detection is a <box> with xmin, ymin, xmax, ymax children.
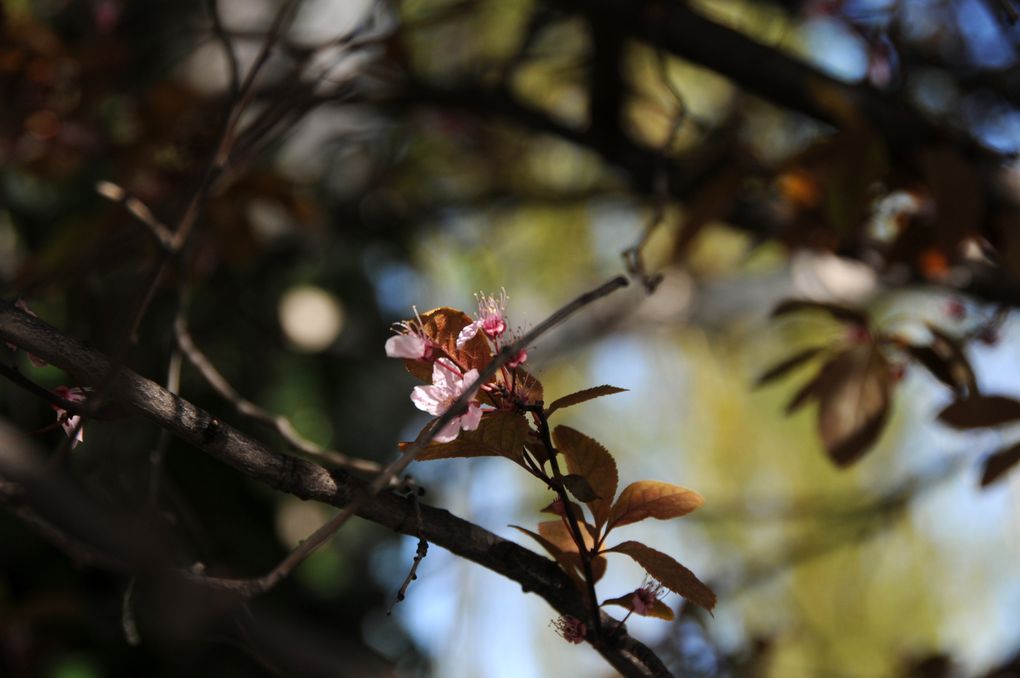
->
<box><xmin>410</xmin><ymin>359</ymin><xmax>482</xmax><ymax>443</ymax></box>
<box><xmin>551</xmin><ymin>615</ymin><xmax>586</xmax><ymax>644</ymax></box>
<box><xmin>52</xmin><ymin>386</ymin><xmax>89</xmax><ymax>449</ymax></box>
<box><xmin>385</xmin><ymin>307</ymin><xmax>434</xmax><ymax>361</ymax></box>
<box><xmin>456</xmin><ymin>289</ymin><xmax>508</xmax><ymax>348</ymax></box>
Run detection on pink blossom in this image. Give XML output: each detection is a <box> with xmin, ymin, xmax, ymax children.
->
<box><xmin>456</xmin><ymin>289</ymin><xmax>508</xmax><ymax>348</ymax></box>
<box><xmin>385</xmin><ymin>307</ymin><xmax>434</xmax><ymax>361</ymax></box>
<box><xmin>51</xmin><ymin>386</ymin><xmax>89</xmax><ymax>449</ymax></box>
<box><xmin>631</xmin><ymin>586</ymin><xmax>658</xmax><ymax>615</ymax></box>
<box><xmin>508</xmin><ymin>348</ymin><xmax>527</xmax><ymax>368</ymax></box>
<box><xmin>551</xmin><ymin>615</ymin><xmax>586</xmax><ymax>644</ymax></box>
<box><xmin>410</xmin><ymin>359</ymin><xmax>483</xmax><ymax>443</ymax></box>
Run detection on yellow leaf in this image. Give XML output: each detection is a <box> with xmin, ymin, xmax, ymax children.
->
<box><xmin>607</xmin><ymin>480</ymin><xmax>703</xmax><ymax>531</ymax></box>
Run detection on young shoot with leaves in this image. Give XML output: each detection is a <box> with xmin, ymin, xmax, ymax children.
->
<box><xmin>386</xmin><ymin>291</ymin><xmax>715</xmax><ymax>646</ymax></box>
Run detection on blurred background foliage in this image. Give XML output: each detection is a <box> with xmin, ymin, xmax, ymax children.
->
<box><xmin>2</xmin><ymin>0</ymin><xmax>1020</xmax><ymax>677</ymax></box>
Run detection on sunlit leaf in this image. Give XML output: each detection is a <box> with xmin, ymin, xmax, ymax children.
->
<box><xmin>403</xmin><ymin>307</ymin><xmax>491</xmax><ymax>381</ymax></box>
<box><xmin>606</xmin><ymin>541</ymin><xmax>715</xmax><ymax>612</ymax></box>
<box><xmin>553</xmin><ymin>426</ymin><xmax>618</xmax><ymax>528</ymax></box>
<box><xmin>545</xmin><ymin>385</ymin><xmax>627</xmax><ymax>416</ymax></box>
<box><xmin>814</xmin><ymin>345</ymin><xmax>893</xmax><ymax>467</ymax></box>
<box><xmin>938</xmin><ymin>395</ymin><xmax>1020</xmax><ymax>429</ymax></box>
<box><xmin>607</xmin><ymin>481</ymin><xmax>703</xmax><ymax>531</ymax></box>
<box><xmin>981</xmin><ymin>442</ymin><xmax>1020</xmax><ymax>488</ymax></box>
<box><xmin>755</xmin><ymin>347</ymin><xmax>826</xmax><ymax>388</ymax></box>
<box><xmin>601</xmin><ymin>593</ymin><xmax>675</xmax><ymax>620</ymax></box>
<box><xmin>408</xmin><ymin>410</ymin><xmax>529</xmax><ymax>461</ymax></box>
<box><xmin>770</xmin><ymin>299</ymin><xmax>868</xmax><ymax>325</ymax></box>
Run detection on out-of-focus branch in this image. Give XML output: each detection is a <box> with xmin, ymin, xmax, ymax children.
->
<box><xmin>0</xmin><ymin>295</ymin><xmax>669</xmax><ymax>678</ymax></box>
<box><xmin>173</xmin><ymin>311</ymin><xmax>384</xmax><ymax>475</ymax></box>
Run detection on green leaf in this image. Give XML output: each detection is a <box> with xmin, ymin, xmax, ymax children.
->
<box><xmin>545</xmin><ymin>385</ymin><xmax>627</xmax><ymax>416</ymax></box>
<box><xmin>601</xmin><ymin>593</ymin><xmax>675</xmax><ymax>621</ymax></box>
<box><xmin>553</xmin><ymin>426</ymin><xmax>618</xmax><ymax>529</ymax></box>
<box><xmin>938</xmin><ymin>395</ymin><xmax>1020</xmax><ymax>429</ymax></box>
<box><xmin>408</xmin><ymin>411</ymin><xmax>529</xmax><ymax>461</ymax></box>
<box><xmin>606</xmin><ymin>541</ymin><xmax>715</xmax><ymax>613</ymax></box>
<box><xmin>607</xmin><ymin>481</ymin><xmax>703</xmax><ymax>531</ymax></box>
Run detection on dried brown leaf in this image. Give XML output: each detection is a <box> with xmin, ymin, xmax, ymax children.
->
<box><xmin>606</xmin><ymin>541</ymin><xmax>716</xmax><ymax>612</ymax></box>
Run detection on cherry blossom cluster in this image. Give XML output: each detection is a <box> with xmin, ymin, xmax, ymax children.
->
<box><xmin>384</xmin><ymin>290</ymin><xmax>528</xmax><ymax>443</ymax></box>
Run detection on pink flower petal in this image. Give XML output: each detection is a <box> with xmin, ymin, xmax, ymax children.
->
<box><xmin>385</xmin><ymin>333</ymin><xmax>427</xmax><ymax>359</ymax></box>
<box><xmin>455</xmin><ymin>321</ymin><xmax>481</xmax><ymax>348</ymax></box>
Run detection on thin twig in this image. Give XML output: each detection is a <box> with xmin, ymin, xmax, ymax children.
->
<box><xmin>206</xmin><ymin>0</ymin><xmax>240</xmax><ymax>98</ymax></box>
<box><xmin>185</xmin><ymin>275</ymin><xmax>629</xmax><ymax>598</ymax></box>
<box><xmin>174</xmin><ymin>312</ymin><xmax>384</xmax><ymax>475</ymax></box>
<box><xmin>387</xmin><ymin>481</ymin><xmax>428</xmax><ymax>614</ymax></box>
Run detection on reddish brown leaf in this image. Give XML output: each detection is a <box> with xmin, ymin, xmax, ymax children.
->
<box><xmin>814</xmin><ymin>345</ymin><xmax>893</xmax><ymax>467</ymax></box>
<box><xmin>562</xmin><ymin>474</ymin><xmax>600</xmax><ymax>502</ymax></box>
<box><xmin>981</xmin><ymin>442</ymin><xmax>1020</xmax><ymax>488</ymax></box>
<box><xmin>771</xmin><ymin>299</ymin><xmax>868</xmax><ymax>325</ymax></box>
<box><xmin>513</xmin><ymin>523</ymin><xmax>606</xmax><ymax>588</ymax></box>
<box><xmin>938</xmin><ymin>395</ymin><xmax>1020</xmax><ymax>429</ymax></box>
<box><xmin>513</xmin><ymin>369</ymin><xmax>544</xmax><ymax>406</ymax></box>
<box><xmin>755</xmin><ymin>347</ymin><xmax>826</xmax><ymax>388</ymax></box>
<box><xmin>545</xmin><ymin>385</ymin><xmax>628</xmax><ymax>416</ymax></box>
<box><xmin>601</xmin><ymin>593</ymin><xmax>675</xmax><ymax>621</ymax></box>
<box><xmin>606</xmin><ymin>541</ymin><xmax>715</xmax><ymax>613</ymax></box>
<box><xmin>553</xmin><ymin>426</ymin><xmax>618</xmax><ymax>529</ymax></box>
<box><xmin>409</xmin><ymin>410</ymin><xmax>529</xmax><ymax>462</ymax></box>
<box><xmin>537</xmin><ymin>519</ymin><xmax>595</xmax><ymax>553</ymax></box>
<box><xmin>607</xmin><ymin>481</ymin><xmax>703</xmax><ymax>531</ymax></box>
<box><xmin>510</xmin><ymin>525</ymin><xmax>586</xmax><ymax>591</ymax></box>
<box><xmin>403</xmin><ymin>307</ymin><xmax>491</xmax><ymax>381</ymax></box>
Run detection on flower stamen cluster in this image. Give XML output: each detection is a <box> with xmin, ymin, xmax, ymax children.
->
<box><xmin>551</xmin><ymin>615</ymin><xmax>587</xmax><ymax>644</ymax></box>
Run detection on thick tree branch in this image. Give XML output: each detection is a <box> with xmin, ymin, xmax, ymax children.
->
<box><xmin>0</xmin><ymin>299</ymin><xmax>669</xmax><ymax>677</ymax></box>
